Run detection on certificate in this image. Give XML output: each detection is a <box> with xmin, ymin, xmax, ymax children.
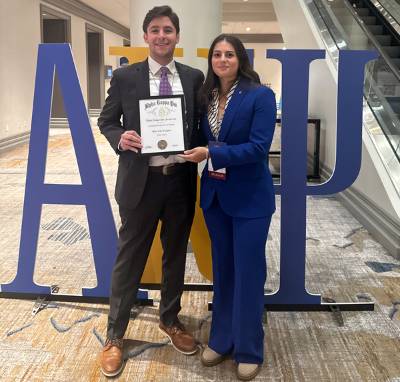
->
<box><xmin>138</xmin><ymin>95</ymin><xmax>186</xmax><ymax>155</ymax></box>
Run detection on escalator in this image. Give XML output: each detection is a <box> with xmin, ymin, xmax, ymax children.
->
<box><xmin>351</xmin><ymin>0</ymin><xmax>400</xmax><ymax>66</ymax></box>
<box><xmin>351</xmin><ymin>0</ymin><xmax>400</xmax><ymax>120</ymax></box>
<box><xmin>307</xmin><ymin>0</ymin><xmax>400</xmax><ymax>191</ymax></box>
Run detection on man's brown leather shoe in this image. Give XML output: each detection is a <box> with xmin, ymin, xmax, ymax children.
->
<box><xmin>100</xmin><ymin>338</ymin><xmax>124</xmax><ymax>377</ymax></box>
<box><xmin>159</xmin><ymin>321</ymin><xmax>198</xmax><ymax>355</ymax></box>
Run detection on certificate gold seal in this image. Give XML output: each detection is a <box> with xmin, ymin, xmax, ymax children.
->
<box><xmin>157</xmin><ymin>140</ymin><xmax>168</xmax><ymax>150</ymax></box>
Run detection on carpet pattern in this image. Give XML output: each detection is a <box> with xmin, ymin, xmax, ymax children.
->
<box><xmin>0</xmin><ymin>127</ymin><xmax>399</xmax><ymax>381</ymax></box>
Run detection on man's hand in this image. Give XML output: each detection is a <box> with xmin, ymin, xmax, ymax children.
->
<box><xmin>119</xmin><ymin>130</ymin><xmax>142</xmax><ymax>153</ymax></box>
<box><xmin>178</xmin><ymin>147</ymin><xmax>208</xmax><ymax>163</ymax></box>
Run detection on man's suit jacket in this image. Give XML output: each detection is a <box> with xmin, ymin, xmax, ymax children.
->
<box><xmin>200</xmin><ymin>79</ymin><xmax>277</xmax><ymax>218</ymax></box>
<box><xmin>98</xmin><ymin>59</ymin><xmax>205</xmax><ymax>209</ymax></box>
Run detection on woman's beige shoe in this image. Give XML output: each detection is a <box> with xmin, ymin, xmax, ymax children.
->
<box><xmin>236</xmin><ymin>363</ymin><xmax>262</xmax><ymax>381</ymax></box>
<box><xmin>200</xmin><ymin>346</ymin><xmax>226</xmax><ymax>367</ymax></box>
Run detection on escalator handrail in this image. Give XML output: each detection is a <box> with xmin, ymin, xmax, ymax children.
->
<box><xmin>369</xmin><ymin>0</ymin><xmax>400</xmax><ymax>36</ymax></box>
<box><xmin>313</xmin><ymin>0</ymin><xmax>347</xmax><ymax>56</ymax></box>
<box><xmin>343</xmin><ymin>0</ymin><xmax>400</xmax><ymax>83</ymax></box>
<box><xmin>306</xmin><ymin>0</ymin><xmax>400</xmax><ymax>197</ymax></box>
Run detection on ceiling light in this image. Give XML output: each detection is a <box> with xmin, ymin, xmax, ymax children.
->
<box><xmin>246</xmin><ymin>27</ymin><xmax>251</xmax><ymax>31</ymax></box>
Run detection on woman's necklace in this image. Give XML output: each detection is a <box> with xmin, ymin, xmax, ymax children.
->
<box><xmin>217</xmin><ymin>93</ymin><xmax>227</xmax><ymax>120</ymax></box>
<box><xmin>218</xmin><ymin>88</ymin><xmax>230</xmax><ymax>112</ymax></box>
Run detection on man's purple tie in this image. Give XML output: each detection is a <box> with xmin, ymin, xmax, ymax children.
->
<box><xmin>159</xmin><ymin>67</ymin><xmax>172</xmax><ymax>158</ymax></box>
<box><xmin>159</xmin><ymin>66</ymin><xmax>172</xmax><ymax>95</ymax></box>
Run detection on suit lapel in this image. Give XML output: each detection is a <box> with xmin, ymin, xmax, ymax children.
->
<box><xmin>134</xmin><ymin>59</ymin><xmax>150</xmax><ymax>99</ymax></box>
<box><xmin>202</xmin><ymin>114</ymin><xmax>214</xmax><ymax>141</ymax></box>
<box><xmin>218</xmin><ymin>81</ymin><xmax>247</xmax><ymax>142</ymax></box>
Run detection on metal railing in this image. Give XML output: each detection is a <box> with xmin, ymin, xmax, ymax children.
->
<box><xmin>306</xmin><ymin>0</ymin><xmax>400</xmax><ymax>194</ymax></box>
<box><xmin>370</xmin><ymin>0</ymin><xmax>400</xmax><ymax>32</ymax></box>
<box><xmin>345</xmin><ymin>0</ymin><xmax>400</xmax><ymax>81</ymax></box>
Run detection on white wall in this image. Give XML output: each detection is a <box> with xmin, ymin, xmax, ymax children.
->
<box><xmin>244</xmin><ymin>43</ymin><xmax>284</xmax><ymax>102</ymax></box>
<box><xmin>0</xmin><ymin>0</ymin><xmax>40</xmax><ymax>141</ymax></box>
<box><xmin>70</xmin><ymin>15</ymin><xmax>88</xmax><ymax>105</ymax></box>
<box><xmin>272</xmin><ymin>0</ymin><xmax>339</xmax><ymax>167</ymax></box>
<box><xmin>43</xmin><ymin>3</ymin><xmax>125</xmax><ymax>108</ymax></box>
<box><xmin>103</xmin><ymin>30</ymin><xmax>125</xmax><ymax>98</ymax></box>
<box><xmin>0</xmin><ymin>1</ymin><xmax>125</xmax><ymax>142</ymax></box>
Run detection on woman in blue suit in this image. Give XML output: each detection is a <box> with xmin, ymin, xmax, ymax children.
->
<box><xmin>180</xmin><ymin>34</ymin><xmax>276</xmax><ymax>381</ymax></box>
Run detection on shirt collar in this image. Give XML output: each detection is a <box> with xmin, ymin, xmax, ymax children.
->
<box><xmin>212</xmin><ymin>78</ymin><xmax>240</xmax><ymax>96</ymax></box>
<box><xmin>148</xmin><ymin>56</ymin><xmax>177</xmax><ymax>76</ymax></box>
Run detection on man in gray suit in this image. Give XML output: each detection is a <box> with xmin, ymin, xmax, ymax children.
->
<box><xmin>98</xmin><ymin>5</ymin><xmax>204</xmax><ymax>377</ymax></box>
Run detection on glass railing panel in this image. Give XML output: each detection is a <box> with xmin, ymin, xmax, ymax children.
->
<box><xmin>314</xmin><ymin>0</ymin><xmax>400</xmax><ymax>159</ymax></box>
<box><xmin>305</xmin><ymin>0</ymin><xmax>400</xmax><ymax>196</ymax></box>
<box><xmin>364</xmin><ymin>60</ymin><xmax>400</xmax><ymax>157</ymax></box>
<box><xmin>326</xmin><ymin>0</ymin><xmax>372</xmax><ymax>49</ymax></box>
<box><xmin>363</xmin><ymin>99</ymin><xmax>400</xmax><ymax>189</ymax></box>
<box><xmin>371</xmin><ymin>0</ymin><xmax>400</xmax><ymax>32</ymax></box>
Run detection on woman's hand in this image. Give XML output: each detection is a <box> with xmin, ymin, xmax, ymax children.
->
<box><xmin>178</xmin><ymin>147</ymin><xmax>209</xmax><ymax>163</ymax></box>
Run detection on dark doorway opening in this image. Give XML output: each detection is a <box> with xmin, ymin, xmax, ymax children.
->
<box><xmin>86</xmin><ymin>24</ymin><xmax>104</xmax><ymax>116</ymax></box>
<box><xmin>40</xmin><ymin>5</ymin><xmax>71</xmax><ymax>121</ymax></box>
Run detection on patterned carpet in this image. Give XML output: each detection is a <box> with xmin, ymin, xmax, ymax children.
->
<box><xmin>0</xmin><ymin>126</ymin><xmax>399</xmax><ymax>381</ymax></box>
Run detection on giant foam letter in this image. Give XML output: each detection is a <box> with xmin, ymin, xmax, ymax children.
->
<box><xmin>265</xmin><ymin>49</ymin><xmax>378</xmax><ymax>304</ymax></box>
<box><xmin>1</xmin><ymin>44</ymin><xmax>117</xmax><ymax>297</ymax></box>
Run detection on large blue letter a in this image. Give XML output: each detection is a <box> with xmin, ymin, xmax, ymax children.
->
<box><xmin>1</xmin><ymin>44</ymin><xmax>117</xmax><ymax>297</ymax></box>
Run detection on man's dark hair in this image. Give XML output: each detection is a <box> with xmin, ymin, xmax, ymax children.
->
<box><xmin>142</xmin><ymin>6</ymin><xmax>180</xmax><ymax>34</ymax></box>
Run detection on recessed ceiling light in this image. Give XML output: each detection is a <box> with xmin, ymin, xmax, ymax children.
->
<box><xmin>243</xmin><ymin>0</ymin><xmax>249</xmax><ymax>2</ymax></box>
<box><xmin>246</xmin><ymin>27</ymin><xmax>251</xmax><ymax>31</ymax></box>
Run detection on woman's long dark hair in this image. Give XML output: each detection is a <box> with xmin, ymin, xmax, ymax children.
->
<box><xmin>198</xmin><ymin>34</ymin><xmax>261</xmax><ymax>112</ymax></box>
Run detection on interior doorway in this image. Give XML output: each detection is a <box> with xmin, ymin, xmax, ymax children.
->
<box><xmin>40</xmin><ymin>5</ymin><xmax>71</xmax><ymax>121</ymax></box>
<box><xmin>86</xmin><ymin>24</ymin><xmax>104</xmax><ymax>116</ymax></box>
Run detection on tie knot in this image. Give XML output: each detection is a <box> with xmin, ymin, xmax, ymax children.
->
<box><xmin>159</xmin><ymin>66</ymin><xmax>172</xmax><ymax>96</ymax></box>
<box><xmin>160</xmin><ymin>66</ymin><xmax>169</xmax><ymax>76</ymax></box>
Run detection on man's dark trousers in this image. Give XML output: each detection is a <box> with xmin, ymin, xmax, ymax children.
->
<box><xmin>107</xmin><ymin>166</ymin><xmax>195</xmax><ymax>339</ymax></box>
<box><xmin>98</xmin><ymin>59</ymin><xmax>204</xmax><ymax>339</ymax></box>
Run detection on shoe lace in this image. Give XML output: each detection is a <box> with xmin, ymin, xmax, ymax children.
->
<box><xmin>105</xmin><ymin>338</ymin><xmax>123</xmax><ymax>348</ymax></box>
<box><xmin>169</xmin><ymin>322</ymin><xmax>186</xmax><ymax>335</ymax></box>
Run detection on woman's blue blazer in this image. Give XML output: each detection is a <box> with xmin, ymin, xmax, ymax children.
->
<box><xmin>200</xmin><ymin>79</ymin><xmax>277</xmax><ymax>218</ymax></box>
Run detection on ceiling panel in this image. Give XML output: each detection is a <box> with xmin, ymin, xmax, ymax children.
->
<box><xmin>222</xmin><ymin>0</ymin><xmax>273</xmax><ymax>3</ymax></box>
<box><xmin>222</xmin><ymin>21</ymin><xmax>280</xmax><ymax>34</ymax></box>
<box><xmin>79</xmin><ymin>0</ymin><xmax>130</xmax><ymax>28</ymax></box>
<box><xmin>78</xmin><ymin>0</ymin><xmax>280</xmax><ymax>34</ymax></box>
<box><xmin>223</xmin><ymin>2</ymin><xmax>275</xmax><ymax>12</ymax></box>
<box><xmin>223</xmin><ymin>1</ymin><xmax>277</xmax><ymax>22</ymax></box>
<box><xmin>223</xmin><ymin>12</ymin><xmax>277</xmax><ymax>22</ymax></box>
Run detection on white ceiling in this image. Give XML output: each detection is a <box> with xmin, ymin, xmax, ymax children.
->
<box><xmin>79</xmin><ymin>0</ymin><xmax>279</xmax><ymax>34</ymax></box>
<box><xmin>222</xmin><ymin>0</ymin><xmax>279</xmax><ymax>34</ymax></box>
<box><xmin>223</xmin><ymin>0</ymin><xmax>273</xmax><ymax>3</ymax></box>
<box><xmin>222</xmin><ymin>21</ymin><xmax>280</xmax><ymax>34</ymax></box>
<box><xmin>80</xmin><ymin>0</ymin><xmax>130</xmax><ymax>27</ymax></box>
